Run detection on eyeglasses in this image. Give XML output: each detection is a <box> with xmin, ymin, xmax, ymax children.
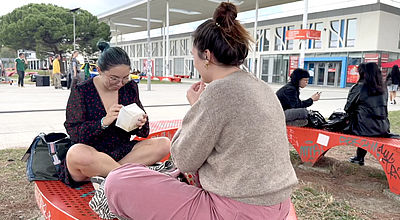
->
<box><xmin>105</xmin><ymin>75</ymin><xmax>130</xmax><ymax>85</ymax></box>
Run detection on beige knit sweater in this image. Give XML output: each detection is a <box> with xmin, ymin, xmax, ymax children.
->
<box><xmin>171</xmin><ymin>71</ymin><xmax>298</xmax><ymax>206</ymax></box>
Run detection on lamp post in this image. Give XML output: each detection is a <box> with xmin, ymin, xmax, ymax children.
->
<box><xmin>70</xmin><ymin>8</ymin><xmax>80</xmax><ymax>51</ymax></box>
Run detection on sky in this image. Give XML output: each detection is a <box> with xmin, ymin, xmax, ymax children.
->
<box><xmin>1</xmin><ymin>0</ymin><xmax>400</xmax><ymax>41</ymax></box>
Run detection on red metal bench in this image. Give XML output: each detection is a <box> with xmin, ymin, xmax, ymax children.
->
<box><xmin>287</xmin><ymin>125</ymin><xmax>400</xmax><ymax>195</ymax></box>
<box><xmin>35</xmin><ymin>119</ymin><xmax>297</xmax><ymax>219</ymax></box>
<box><xmin>174</xmin><ymin>74</ymin><xmax>190</xmax><ymax>79</ymax></box>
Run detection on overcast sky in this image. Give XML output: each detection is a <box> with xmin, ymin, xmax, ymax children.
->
<box><xmin>0</xmin><ymin>0</ymin><xmax>133</xmax><ymax>16</ymax></box>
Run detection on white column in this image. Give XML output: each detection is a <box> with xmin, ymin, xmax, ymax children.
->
<box><xmin>251</xmin><ymin>0</ymin><xmax>259</xmax><ymax>77</ymax></box>
<box><xmin>162</xmin><ymin>21</ymin><xmax>165</xmax><ymax>76</ymax></box>
<box><xmin>299</xmin><ymin>0</ymin><xmax>308</xmax><ymax>69</ymax></box>
<box><xmin>146</xmin><ymin>0</ymin><xmax>152</xmax><ymax>91</ymax></box>
<box><xmin>166</xmin><ymin>0</ymin><xmax>170</xmax><ymax>76</ymax></box>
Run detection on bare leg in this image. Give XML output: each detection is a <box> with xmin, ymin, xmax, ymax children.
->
<box><xmin>394</xmin><ymin>91</ymin><xmax>397</xmax><ymax>103</ymax></box>
<box><xmin>66</xmin><ymin>144</ymin><xmax>120</xmax><ymax>182</ymax></box>
<box><xmin>119</xmin><ymin>137</ymin><xmax>170</xmax><ymax>166</ymax></box>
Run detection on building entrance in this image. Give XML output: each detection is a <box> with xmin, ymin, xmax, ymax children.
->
<box><xmin>307</xmin><ymin>62</ymin><xmax>341</xmax><ymax>87</ymax></box>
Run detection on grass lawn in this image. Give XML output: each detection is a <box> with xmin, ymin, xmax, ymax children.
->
<box><xmin>1</xmin><ymin>111</ymin><xmax>399</xmax><ymax>219</ymax></box>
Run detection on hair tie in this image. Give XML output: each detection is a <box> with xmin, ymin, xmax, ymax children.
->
<box><xmin>215</xmin><ymin>22</ymin><xmax>220</xmax><ymax>27</ymax></box>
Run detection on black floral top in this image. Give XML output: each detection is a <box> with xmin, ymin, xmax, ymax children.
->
<box><xmin>60</xmin><ymin>78</ymin><xmax>149</xmax><ymax>187</ymax></box>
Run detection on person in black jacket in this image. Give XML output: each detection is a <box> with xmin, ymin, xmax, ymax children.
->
<box><xmin>346</xmin><ymin>62</ymin><xmax>390</xmax><ymax>166</ymax></box>
<box><xmin>276</xmin><ymin>68</ymin><xmax>320</xmax><ymax>125</ymax></box>
<box><xmin>386</xmin><ymin>64</ymin><xmax>400</xmax><ymax>104</ymax></box>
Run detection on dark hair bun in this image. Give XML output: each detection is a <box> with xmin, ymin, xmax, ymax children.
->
<box><xmin>213</xmin><ymin>2</ymin><xmax>237</xmax><ymax>28</ymax></box>
<box><xmin>97</xmin><ymin>41</ymin><xmax>110</xmax><ymax>52</ymax></box>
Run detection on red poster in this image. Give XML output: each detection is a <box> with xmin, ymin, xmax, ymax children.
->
<box><xmin>143</xmin><ymin>59</ymin><xmax>155</xmax><ymax>76</ymax></box>
<box><xmin>289</xmin><ymin>56</ymin><xmax>299</xmax><ymax>77</ymax></box>
<box><xmin>346</xmin><ymin>65</ymin><xmax>359</xmax><ymax>83</ymax></box>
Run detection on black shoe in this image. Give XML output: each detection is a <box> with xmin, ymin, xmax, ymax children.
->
<box><xmin>349</xmin><ymin>156</ymin><xmax>364</xmax><ymax>166</ymax></box>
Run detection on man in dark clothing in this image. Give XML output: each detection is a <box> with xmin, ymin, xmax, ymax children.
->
<box><xmin>276</xmin><ymin>68</ymin><xmax>320</xmax><ymax>125</ymax></box>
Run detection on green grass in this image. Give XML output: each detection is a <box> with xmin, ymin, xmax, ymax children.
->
<box><xmin>389</xmin><ymin>110</ymin><xmax>400</xmax><ymax>134</ymax></box>
<box><xmin>291</xmin><ymin>183</ymin><xmax>368</xmax><ymax>220</ymax></box>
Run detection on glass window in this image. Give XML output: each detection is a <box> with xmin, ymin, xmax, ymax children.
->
<box><xmin>329</xmin><ymin>20</ymin><xmax>339</xmax><ymax>48</ymax></box>
<box><xmin>398</xmin><ymin>29</ymin><xmax>400</xmax><ymax>49</ymax></box>
<box><xmin>263</xmin><ymin>29</ymin><xmax>270</xmax><ymax>51</ymax></box>
<box><xmin>313</xmin><ymin>22</ymin><xmax>323</xmax><ymax>49</ymax></box>
<box><xmin>137</xmin><ymin>44</ymin><xmax>142</xmax><ymax>57</ymax></box>
<box><xmin>346</xmin><ymin>19</ymin><xmax>357</xmax><ymax>47</ymax></box>
<box><xmin>152</xmin><ymin>42</ymin><xmax>158</xmax><ymax>57</ymax></box>
<box><xmin>274</xmin><ymin>27</ymin><xmax>284</xmax><ymax>51</ymax></box>
<box><xmin>286</xmin><ymin>25</ymin><xmax>295</xmax><ymax>50</ymax></box>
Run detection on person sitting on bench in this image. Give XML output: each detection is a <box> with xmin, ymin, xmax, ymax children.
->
<box><xmin>60</xmin><ymin>41</ymin><xmax>170</xmax><ymax>188</ymax></box>
<box><xmin>276</xmin><ymin>68</ymin><xmax>321</xmax><ymax>126</ymax></box>
<box><xmin>346</xmin><ymin>62</ymin><xmax>390</xmax><ymax>166</ymax></box>
<box><xmin>103</xmin><ymin>2</ymin><xmax>298</xmax><ymax>219</ymax></box>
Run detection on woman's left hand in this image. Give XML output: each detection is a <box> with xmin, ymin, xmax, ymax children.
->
<box><xmin>136</xmin><ymin>114</ymin><xmax>148</xmax><ymax>129</ymax></box>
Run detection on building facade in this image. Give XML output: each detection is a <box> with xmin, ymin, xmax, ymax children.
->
<box><xmin>116</xmin><ymin>2</ymin><xmax>400</xmax><ymax>88</ymax></box>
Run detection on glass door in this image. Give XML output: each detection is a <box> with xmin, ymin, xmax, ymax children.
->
<box><xmin>317</xmin><ymin>63</ymin><xmax>325</xmax><ymax>85</ymax></box>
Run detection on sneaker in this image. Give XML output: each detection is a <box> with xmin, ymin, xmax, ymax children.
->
<box><xmin>89</xmin><ymin>181</ymin><xmax>118</xmax><ymax>219</ymax></box>
<box><xmin>349</xmin><ymin>156</ymin><xmax>364</xmax><ymax>166</ymax></box>
<box><xmin>394</xmin><ymin>100</ymin><xmax>397</xmax><ymax>104</ymax></box>
<box><xmin>91</xmin><ymin>176</ymin><xmax>105</xmax><ymax>191</ymax></box>
<box><xmin>147</xmin><ymin>160</ymin><xmax>178</xmax><ymax>176</ymax></box>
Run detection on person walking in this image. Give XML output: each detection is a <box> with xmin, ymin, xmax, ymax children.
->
<box><xmin>53</xmin><ymin>54</ymin><xmax>62</xmax><ymax>89</ymax></box>
<box><xmin>15</xmin><ymin>53</ymin><xmax>28</xmax><ymax>87</ymax></box>
<box><xmin>387</xmin><ymin>65</ymin><xmax>400</xmax><ymax>104</ymax></box>
<box><xmin>67</xmin><ymin>51</ymin><xmax>80</xmax><ymax>89</ymax></box>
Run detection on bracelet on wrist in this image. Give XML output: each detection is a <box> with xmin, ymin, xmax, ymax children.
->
<box><xmin>100</xmin><ymin>117</ymin><xmax>109</xmax><ymax>130</ymax></box>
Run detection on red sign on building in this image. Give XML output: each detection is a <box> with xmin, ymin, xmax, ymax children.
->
<box><xmin>363</xmin><ymin>53</ymin><xmax>379</xmax><ymax>63</ymax></box>
<box><xmin>286</xmin><ymin>29</ymin><xmax>321</xmax><ymax>40</ymax></box>
<box><xmin>289</xmin><ymin>56</ymin><xmax>299</xmax><ymax>77</ymax></box>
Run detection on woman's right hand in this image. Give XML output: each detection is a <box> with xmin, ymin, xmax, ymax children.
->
<box><xmin>187</xmin><ymin>81</ymin><xmax>206</xmax><ymax>106</ymax></box>
<box><xmin>311</xmin><ymin>92</ymin><xmax>321</xmax><ymax>101</ymax></box>
<box><xmin>103</xmin><ymin>104</ymin><xmax>123</xmax><ymax>126</ymax></box>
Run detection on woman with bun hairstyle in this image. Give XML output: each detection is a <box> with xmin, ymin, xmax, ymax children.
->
<box><xmin>60</xmin><ymin>41</ymin><xmax>170</xmax><ymax>188</ymax></box>
<box><xmin>104</xmin><ymin>3</ymin><xmax>297</xmax><ymax>219</ymax></box>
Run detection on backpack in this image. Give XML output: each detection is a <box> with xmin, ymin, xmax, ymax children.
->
<box><xmin>323</xmin><ymin>111</ymin><xmax>350</xmax><ymax>132</ymax></box>
<box><xmin>21</xmin><ymin>132</ymin><xmax>71</xmax><ymax>182</ymax></box>
<box><xmin>306</xmin><ymin>110</ymin><xmax>327</xmax><ymax>129</ymax></box>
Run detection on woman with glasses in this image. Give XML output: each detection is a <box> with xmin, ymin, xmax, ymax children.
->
<box><xmin>60</xmin><ymin>41</ymin><xmax>170</xmax><ymax>188</ymax></box>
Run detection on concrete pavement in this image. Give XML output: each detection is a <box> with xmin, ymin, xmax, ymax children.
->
<box><xmin>1</xmin><ymin>79</ymin><xmax>399</xmax><ymax>149</ymax></box>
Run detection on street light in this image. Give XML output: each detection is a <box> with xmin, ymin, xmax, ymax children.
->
<box><xmin>70</xmin><ymin>8</ymin><xmax>80</xmax><ymax>51</ymax></box>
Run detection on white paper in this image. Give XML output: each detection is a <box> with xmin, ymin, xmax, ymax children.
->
<box><xmin>317</xmin><ymin>133</ymin><xmax>330</xmax><ymax>147</ymax></box>
<box><xmin>115</xmin><ymin>103</ymin><xmax>145</xmax><ymax>132</ymax></box>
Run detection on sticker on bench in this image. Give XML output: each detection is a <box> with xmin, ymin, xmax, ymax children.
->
<box><xmin>317</xmin><ymin>133</ymin><xmax>330</xmax><ymax>146</ymax></box>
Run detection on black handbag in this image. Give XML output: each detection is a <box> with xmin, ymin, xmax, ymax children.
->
<box><xmin>306</xmin><ymin>110</ymin><xmax>327</xmax><ymax>129</ymax></box>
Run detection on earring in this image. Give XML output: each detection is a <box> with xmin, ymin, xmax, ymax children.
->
<box><xmin>204</xmin><ymin>60</ymin><xmax>209</xmax><ymax>69</ymax></box>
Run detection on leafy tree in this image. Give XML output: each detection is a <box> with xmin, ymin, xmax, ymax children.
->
<box><xmin>0</xmin><ymin>47</ymin><xmax>16</xmax><ymax>58</ymax></box>
<box><xmin>0</xmin><ymin>3</ymin><xmax>110</xmax><ymax>58</ymax></box>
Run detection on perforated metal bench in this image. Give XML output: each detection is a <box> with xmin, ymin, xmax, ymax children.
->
<box><xmin>35</xmin><ymin>119</ymin><xmax>298</xmax><ymax>219</ymax></box>
<box><xmin>287</xmin><ymin>125</ymin><xmax>400</xmax><ymax>195</ymax></box>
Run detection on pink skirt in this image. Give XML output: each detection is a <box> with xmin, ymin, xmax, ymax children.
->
<box><xmin>105</xmin><ymin>163</ymin><xmax>290</xmax><ymax>220</ymax></box>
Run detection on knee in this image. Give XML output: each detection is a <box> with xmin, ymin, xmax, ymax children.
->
<box><xmin>66</xmin><ymin>144</ymin><xmax>96</xmax><ymax>166</ymax></box>
<box><xmin>156</xmin><ymin>137</ymin><xmax>171</xmax><ymax>156</ymax></box>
